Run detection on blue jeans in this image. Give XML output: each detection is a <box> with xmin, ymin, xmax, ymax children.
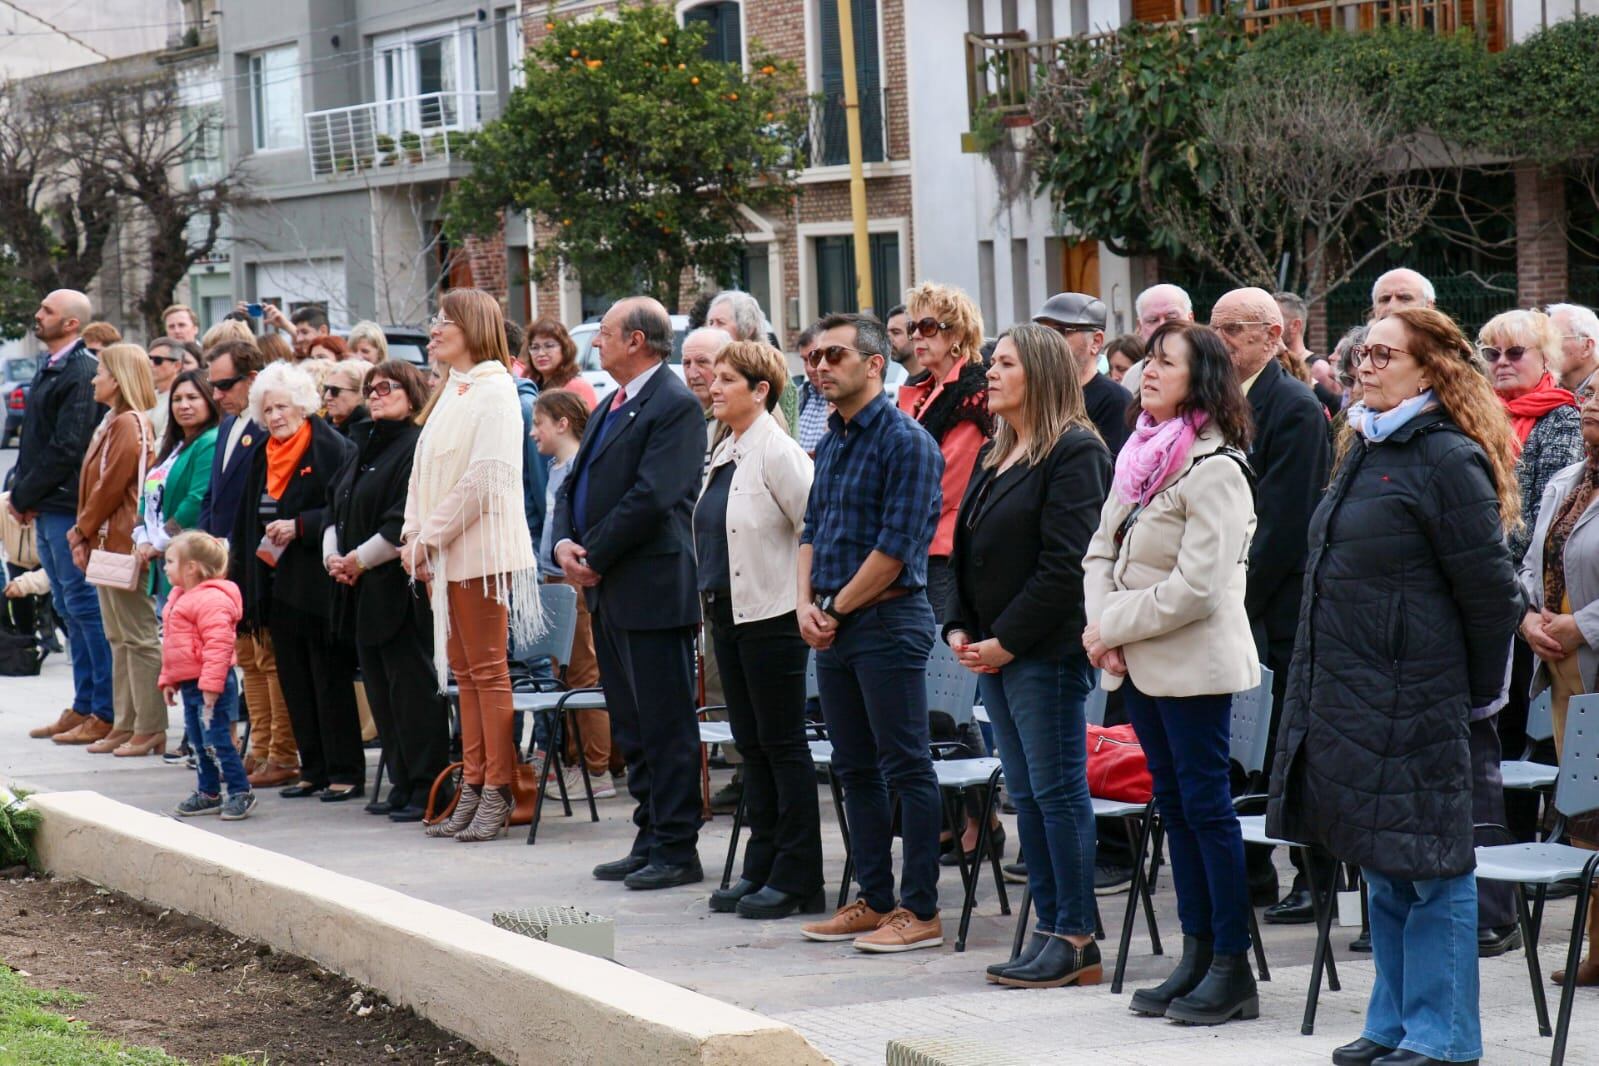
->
<box><xmin>1362</xmin><ymin>868</ymin><xmax>1482</xmax><ymax>1062</ymax></box>
<box><xmin>980</xmin><ymin>653</ymin><xmax>1096</xmax><ymax>936</ymax></box>
<box><xmin>816</xmin><ymin>594</ymin><xmax>940</xmax><ymax>919</ymax></box>
<box><xmin>35</xmin><ymin>512</ymin><xmax>113</xmax><ymax>721</ymax></box>
<box><xmin>1124</xmin><ymin>683</ymin><xmax>1252</xmax><ymax>956</ymax></box>
<box><xmin>182</xmin><ymin>674</ymin><xmax>250</xmax><ymax>797</ymax></box>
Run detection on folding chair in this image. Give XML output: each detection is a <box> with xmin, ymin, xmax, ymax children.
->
<box><xmin>1503</xmin><ymin>688</ymin><xmax>1559</xmax><ymax>830</ymax></box>
<box><xmin>1475</xmin><ymin>691</ymin><xmax>1599</xmax><ymax>1066</ymax></box>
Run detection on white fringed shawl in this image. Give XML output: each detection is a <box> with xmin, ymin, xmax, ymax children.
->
<box><xmin>404</xmin><ymin>359</ymin><xmax>542</xmax><ymax>685</ymax></box>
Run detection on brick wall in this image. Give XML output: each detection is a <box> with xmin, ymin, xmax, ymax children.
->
<box><xmin>463</xmin><ymin>228</ymin><xmax>509</xmax><ymax>306</ymax></box>
<box><xmin>1516</xmin><ymin>164</ymin><xmax>1568</xmax><ymax>309</ymax></box>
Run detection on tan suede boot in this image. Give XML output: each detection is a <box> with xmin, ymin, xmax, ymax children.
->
<box><xmin>1552</xmin><ymin>892</ymin><xmax>1599</xmax><ymax>986</ymax></box>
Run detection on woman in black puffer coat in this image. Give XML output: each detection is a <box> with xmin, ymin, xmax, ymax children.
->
<box><xmin>1267</xmin><ymin>308</ymin><xmax>1522</xmax><ymax>1066</ymax></box>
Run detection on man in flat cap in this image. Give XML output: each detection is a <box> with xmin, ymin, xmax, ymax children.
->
<box><xmin>1034</xmin><ymin>292</ymin><xmax>1131</xmax><ymax>455</ymax></box>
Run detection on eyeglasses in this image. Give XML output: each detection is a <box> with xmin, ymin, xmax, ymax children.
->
<box><xmin>1350</xmin><ymin>343</ymin><xmax>1411</xmax><ymax>369</ymax></box>
<box><xmin>1043</xmin><ymin>321</ymin><xmax>1099</xmax><ymax>336</ymax></box>
<box><xmin>804</xmin><ymin>344</ymin><xmax>867</xmax><ymax>369</ymax></box>
<box><xmin>912</xmin><ymin>317</ymin><xmax>952</xmax><ymax>339</ymax></box>
<box><xmin>428</xmin><ymin>313</ymin><xmax>455</xmax><ymax>332</ymax></box>
<box><xmin>1479</xmin><ymin>345</ymin><xmax>1529</xmax><ymax>364</ymax></box>
<box><xmin>322</xmin><ymin>384</ymin><xmax>357</xmax><ymax>397</ymax></box>
<box><xmin>149</xmin><ymin>355</ymin><xmax>178</xmax><ymax>366</ymax></box>
<box><xmin>208</xmin><ymin>374</ymin><xmax>245</xmax><ymax>392</ymax></box>
<box><xmin>1215</xmin><ymin>321</ymin><xmax>1272</xmax><ymax>338</ymax></box>
<box><xmin>526</xmin><ymin>341</ymin><xmax>562</xmax><ymax>354</ymax></box>
<box><xmin>364</xmin><ymin>380</ymin><xmax>399</xmax><ymax>399</ymax></box>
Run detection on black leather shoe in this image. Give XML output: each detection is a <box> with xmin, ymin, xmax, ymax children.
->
<box><xmin>279</xmin><ymin>781</ymin><xmax>325</xmax><ymax>798</ymax></box>
<box><xmin>939</xmin><ymin>826</ymin><xmax>1006</xmax><ymax>867</ymax></box>
<box><xmin>1264</xmin><ymin>888</ymin><xmax>1316</xmax><ymax>925</ymax></box>
<box><xmin>1164</xmin><ymin>953</ymin><xmax>1259</xmax><ymax>1025</ymax></box>
<box><xmin>387</xmin><ymin>804</ymin><xmax>427</xmax><ymax>823</ymax></box>
<box><xmin>1371</xmin><ymin>1052</ymin><xmax>1476</xmax><ymax>1066</ymax></box>
<box><xmin>995</xmin><ymin>936</ymin><xmax>1102</xmax><ymax>988</ymax></box>
<box><xmin>1477</xmin><ymin>924</ymin><xmax>1522</xmax><ymax>958</ymax></box>
<box><xmin>987</xmin><ymin>933</ymin><xmax>1049</xmax><ymax>982</ymax></box>
<box><xmin>709</xmin><ymin>878</ymin><xmax>761</xmax><ymax>913</ymax></box>
<box><xmin>363</xmin><ymin>798</ymin><xmax>393</xmax><ymax>815</ymax></box>
<box><xmin>1332</xmin><ymin>1038</ymin><xmax>1397</xmax><ymax>1065</ymax></box>
<box><xmin>624</xmin><ymin>860</ymin><xmax>704</xmax><ymax>890</ymax></box>
<box><xmin>736</xmin><ymin>885</ymin><xmax>827</xmax><ymax>919</ymax></box>
<box><xmin>1130</xmin><ymin>934</ymin><xmax>1213</xmax><ymax>1016</ymax></box>
<box><xmin>319</xmin><ymin>785</ymin><xmax>365</xmax><ymax>803</ymax></box>
<box><xmin>592</xmin><ymin>855</ymin><xmax>649</xmax><ymax>881</ymax></box>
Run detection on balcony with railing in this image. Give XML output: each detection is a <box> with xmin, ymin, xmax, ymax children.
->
<box><xmin>303</xmin><ymin>91</ymin><xmax>493</xmax><ymax>181</ymax></box>
<box><xmin>800</xmin><ymin>88</ymin><xmax>897</xmax><ymax>170</ymax></box>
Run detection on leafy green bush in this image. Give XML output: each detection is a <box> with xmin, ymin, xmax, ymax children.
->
<box><xmin>0</xmin><ymin>784</ymin><xmax>40</xmax><ymax>870</ymax></box>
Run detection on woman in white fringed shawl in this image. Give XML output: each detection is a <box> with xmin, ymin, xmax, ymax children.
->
<box><xmin>402</xmin><ymin>288</ymin><xmax>541</xmax><ymax>843</ymax></box>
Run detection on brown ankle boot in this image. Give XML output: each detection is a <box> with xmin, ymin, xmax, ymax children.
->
<box><xmin>426</xmin><ymin>783</ymin><xmax>480</xmax><ymax>837</ymax></box>
<box><xmin>1552</xmin><ymin>892</ymin><xmax>1599</xmax><ymax>986</ymax></box>
<box><xmin>455</xmin><ymin>786</ymin><xmax>512</xmax><ymax>842</ymax></box>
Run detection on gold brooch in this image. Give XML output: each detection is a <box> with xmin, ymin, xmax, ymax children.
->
<box><xmin>241</xmin><ymin>435</ymin><xmax>253</xmax><ymax>447</ymax></box>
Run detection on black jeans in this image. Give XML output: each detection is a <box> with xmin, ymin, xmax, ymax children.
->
<box><xmin>269</xmin><ymin>601</ymin><xmax>364</xmax><ymax>788</ymax></box>
<box><xmin>706</xmin><ymin>596</ymin><xmax>823</xmax><ymax>895</ymax></box>
<box><xmin>358</xmin><ymin>618</ymin><xmax>450</xmax><ymax>809</ymax></box>
<box><xmin>1471</xmin><ymin>712</ymin><xmax>1516</xmax><ymax>930</ymax></box>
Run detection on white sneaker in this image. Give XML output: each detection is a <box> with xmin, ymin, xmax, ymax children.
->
<box><xmin>556</xmin><ymin>765</ymin><xmax>616</xmax><ymax>799</ymax></box>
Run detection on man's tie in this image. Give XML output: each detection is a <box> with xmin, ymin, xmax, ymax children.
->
<box><xmin>609</xmin><ymin>385</ymin><xmax>627</xmax><ymax>411</ymax></box>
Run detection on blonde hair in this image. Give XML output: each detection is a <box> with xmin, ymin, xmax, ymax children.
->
<box><xmin>326</xmin><ymin>358</ymin><xmax>373</xmax><ymax>391</ymax></box>
<box><xmin>1479</xmin><ymin>308</ymin><xmax>1563</xmax><ymax>378</ymax></box>
<box><xmin>419</xmin><ymin>288</ymin><xmax>509</xmax><ymax>424</ymax></box>
<box><xmin>297</xmin><ymin>358</ymin><xmax>335</xmax><ymax>391</ymax></box>
<box><xmin>202</xmin><ymin>319</ymin><xmax>255</xmax><ymax>353</ymax></box>
<box><xmin>714</xmin><ymin>340</ymin><xmax>788</xmax><ymax>412</ymax></box>
<box><xmin>984</xmin><ymin>324</ymin><xmax>1096</xmax><ymax>470</ymax></box>
<box><xmin>162</xmin><ymin>304</ymin><xmax>199</xmax><ymax>329</ymax></box>
<box><xmin>905</xmin><ymin>281</ymin><xmax>985</xmax><ymax>365</ymax></box>
<box><xmin>168</xmin><ymin>530</ymin><xmax>229</xmax><ymax>579</ymax></box>
<box><xmin>97</xmin><ymin>343</ymin><xmax>157</xmax><ymax>413</ymax></box>
<box><xmin>81</xmin><ymin>321</ymin><xmax>122</xmax><ymax>348</ymax></box>
<box><xmin>347</xmin><ymin>320</ymin><xmax>389</xmax><ymax>360</ymax></box>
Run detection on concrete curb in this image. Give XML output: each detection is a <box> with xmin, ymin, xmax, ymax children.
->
<box><xmin>29</xmin><ymin>790</ymin><xmax>831</xmax><ymax>1066</ymax></box>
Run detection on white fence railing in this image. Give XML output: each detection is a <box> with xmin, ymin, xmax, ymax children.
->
<box><xmin>304</xmin><ymin>91</ymin><xmax>494</xmax><ymax>179</ymax></box>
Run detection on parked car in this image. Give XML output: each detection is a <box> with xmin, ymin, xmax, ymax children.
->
<box><xmin>1</xmin><ymin>356</ymin><xmax>39</xmax><ymax>449</ymax></box>
<box><xmin>377</xmin><ymin>326</ymin><xmax>431</xmax><ymax>369</ymax></box>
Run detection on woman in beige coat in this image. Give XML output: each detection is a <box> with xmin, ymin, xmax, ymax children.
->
<box><xmin>1083</xmin><ymin>321</ymin><xmax>1260</xmax><ymax>1026</ymax></box>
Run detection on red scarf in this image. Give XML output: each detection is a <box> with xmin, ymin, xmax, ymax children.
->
<box><xmin>1503</xmin><ymin>373</ymin><xmax>1577</xmax><ymax>455</ymax></box>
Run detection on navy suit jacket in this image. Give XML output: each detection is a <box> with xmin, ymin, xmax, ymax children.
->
<box><xmin>198</xmin><ymin>415</ymin><xmax>268</xmax><ymax>539</ymax></box>
<box><xmin>551</xmin><ymin>365</ymin><xmax>705</xmax><ymax>630</ymax></box>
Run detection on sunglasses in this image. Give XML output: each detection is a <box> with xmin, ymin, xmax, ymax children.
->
<box><xmin>149</xmin><ymin>355</ymin><xmax>179</xmax><ymax>366</ymax></box>
<box><xmin>208</xmin><ymin>375</ymin><xmax>246</xmax><ymax>392</ymax></box>
<box><xmin>804</xmin><ymin>344</ymin><xmax>867</xmax><ymax>369</ymax></box>
<box><xmin>364</xmin><ymin>380</ymin><xmax>400</xmax><ymax>399</ymax></box>
<box><xmin>1350</xmin><ymin>343</ymin><xmax>1411</xmax><ymax>370</ymax></box>
<box><xmin>912</xmin><ymin>317</ymin><xmax>952</xmax><ymax>339</ymax></box>
<box><xmin>1479</xmin><ymin>345</ymin><xmax>1529</xmax><ymax>364</ymax></box>
<box><xmin>1215</xmin><ymin>321</ymin><xmax>1272</xmax><ymax>338</ymax></box>
<box><xmin>322</xmin><ymin>384</ymin><xmax>357</xmax><ymax>397</ymax></box>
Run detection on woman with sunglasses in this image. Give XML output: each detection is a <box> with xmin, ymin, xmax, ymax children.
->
<box><xmin>325</xmin><ymin>360</ymin><xmax>450</xmax><ymax>824</ymax></box>
<box><xmin>1268</xmin><ymin>308</ymin><xmax>1521</xmax><ymax>1066</ymax></box>
<box><xmin>322</xmin><ymin>359</ymin><xmax>374</xmax><ymax>438</ymax></box>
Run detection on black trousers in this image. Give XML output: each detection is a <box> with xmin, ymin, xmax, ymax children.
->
<box><xmin>1471</xmin><ymin>712</ymin><xmax>1517</xmax><ymax>930</ymax></box>
<box><xmin>1499</xmin><ymin>640</ymin><xmax>1546</xmax><ymax>842</ymax></box>
<box><xmin>593</xmin><ymin>610</ymin><xmax>702</xmax><ymax>866</ymax></box>
<box><xmin>707</xmin><ymin>597</ymin><xmax>823</xmax><ymax>895</ymax></box>
<box><xmin>358</xmin><ymin>619</ymin><xmax>450</xmax><ymax>808</ymax></box>
<box><xmin>269</xmin><ymin>601</ymin><xmax>363</xmax><ymax>788</ymax></box>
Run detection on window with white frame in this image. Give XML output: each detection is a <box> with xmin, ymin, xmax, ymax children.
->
<box><xmin>249</xmin><ymin>45</ymin><xmax>302</xmax><ymax>151</ymax></box>
<box><xmin>373</xmin><ymin>22</ymin><xmax>481</xmax><ymax>133</ymax></box>
<box><xmin>682</xmin><ymin>2</ymin><xmax>742</xmax><ymax>65</ymax></box>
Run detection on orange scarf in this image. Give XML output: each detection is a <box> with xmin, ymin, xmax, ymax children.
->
<box><xmin>264</xmin><ymin>420</ymin><xmax>312</xmax><ymax>500</ymax></box>
<box><xmin>1502</xmin><ymin>373</ymin><xmax>1578</xmax><ymax>455</ymax></box>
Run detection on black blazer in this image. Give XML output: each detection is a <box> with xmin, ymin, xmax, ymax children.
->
<box><xmin>551</xmin><ymin>365</ymin><xmax>705</xmax><ymax>630</ymax></box>
<box><xmin>230</xmin><ymin>416</ymin><xmax>355</xmax><ymax>630</ymax></box>
<box><xmin>944</xmin><ymin>426</ymin><xmax>1112</xmax><ymax>660</ymax></box>
<box><xmin>1245</xmin><ymin>358</ymin><xmax>1332</xmax><ymax>643</ymax></box>
<box><xmin>327</xmin><ymin>419</ymin><xmax>429</xmax><ymax>646</ymax></box>
<box><xmin>199</xmin><ymin>415</ymin><xmax>268</xmax><ymax>538</ymax></box>
<box><xmin>10</xmin><ymin>341</ymin><xmax>103</xmax><ymax>516</ymax></box>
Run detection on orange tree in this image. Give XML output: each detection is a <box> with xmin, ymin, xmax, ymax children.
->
<box><xmin>447</xmin><ymin>2</ymin><xmax>803</xmax><ymax>309</ymax></box>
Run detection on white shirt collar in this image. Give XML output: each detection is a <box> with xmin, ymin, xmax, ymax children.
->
<box><xmin>615</xmin><ymin>359</ymin><xmax>664</xmax><ymax>403</ymax></box>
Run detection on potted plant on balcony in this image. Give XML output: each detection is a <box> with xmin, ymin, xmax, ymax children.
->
<box><xmin>375</xmin><ymin>133</ymin><xmax>398</xmax><ymax>167</ymax></box>
<box><xmin>428</xmin><ymin>129</ymin><xmax>476</xmax><ymax>158</ymax></box>
<box><xmin>398</xmin><ymin>130</ymin><xmax>423</xmax><ymax>163</ymax></box>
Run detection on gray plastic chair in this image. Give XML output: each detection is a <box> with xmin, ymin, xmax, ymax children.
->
<box><xmin>1502</xmin><ymin>687</ymin><xmax>1559</xmax><ymax>793</ymax></box>
<box><xmin>1475</xmin><ymin>691</ymin><xmax>1599</xmax><ymax>1065</ymax></box>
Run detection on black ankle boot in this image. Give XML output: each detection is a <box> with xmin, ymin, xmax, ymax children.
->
<box><xmin>1129</xmin><ymin>934</ymin><xmax>1213</xmax><ymax>1016</ymax></box>
<box><xmin>994</xmin><ymin>936</ymin><xmax>1102</xmax><ymax>988</ymax></box>
<box><xmin>986</xmin><ymin>932</ymin><xmax>1049</xmax><ymax>982</ymax></box>
<box><xmin>1164</xmin><ymin>953</ymin><xmax>1260</xmax><ymax>1025</ymax></box>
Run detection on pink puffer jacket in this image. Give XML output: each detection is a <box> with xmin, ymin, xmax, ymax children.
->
<box><xmin>159</xmin><ymin>578</ymin><xmax>242</xmax><ymax>692</ymax></box>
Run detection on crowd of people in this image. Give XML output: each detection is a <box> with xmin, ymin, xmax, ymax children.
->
<box><xmin>9</xmin><ymin>269</ymin><xmax>1599</xmax><ymax>1066</ymax></box>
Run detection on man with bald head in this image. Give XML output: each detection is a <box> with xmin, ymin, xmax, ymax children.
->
<box><xmin>13</xmin><ymin>290</ymin><xmax>117</xmax><ymax>743</ymax></box>
<box><xmin>1370</xmin><ymin>268</ymin><xmax>1435</xmax><ymax>320</ymax></box>
<box><xmin>1210</xmin><ymin>286</ymin><xmax>1332</xmax><ymax>920</ymax></box>
<box><xmin>553</xmin><ymin>295</ymin><xmax>709</xmax><ymax>890</ymax></box>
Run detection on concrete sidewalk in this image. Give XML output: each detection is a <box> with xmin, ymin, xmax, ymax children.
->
<box><xmin>3</xmin><ymin>654</ymin><xmax>1593</xmax><ymax>1065</ymax></box>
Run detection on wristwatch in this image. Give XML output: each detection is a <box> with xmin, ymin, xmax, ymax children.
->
<box><xmin>816</xmin><ymin>594</ymin><xmax>848</xmax><ymax>625</ymax></box>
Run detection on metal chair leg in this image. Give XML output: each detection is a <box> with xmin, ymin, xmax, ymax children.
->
<box><xmin>1515</xmin><ymin>881</ymin><xmax>1552</xmax><ymax>1037</ymax></box>
<box><xmin>827</xmin><ymin>770</ymin><xmax>853</xmax><ymax>911</ymax></box>
<box><xmin>1139</xmin><ymin>817</ymin><xmax>1164</xmax><ymax>956</ymax></box>
<box><xmin>1301</xmin><ymin>858</ymin><xmax>1338</xmax><ymax>1036</ymax></box>
<box><xmin>526</xmin><ymin>726</ymin><xmax>552</xmax><ymax>845</ymax></box>
<box><xmin>981</xmin><ymin>774</ymin><xmax>1010</xmax><ymax>917</ymax></box>
<box><xmin>1552</xmin><ymin>872</ymin><xmax>1597</xmax><ymax>1066</ymax></box>
<box><xmin>371</xmin><ymin>745</ymin><xmax>387</xmax><ymax>804</ymax></box>
<box><xmin>567</xmin><ymin>711</ymin><xmax>599</xmax><ymax>823</ymax></box>
<box><xmin>550</xmin><ymin>715</ymin><xmax>573</xmax><ymax>818</ymax></box>
<box><xmin>1011</xmin><ymin>885</ymin><xmax>1033</xmax><ymax>959</ymax></box>
<box><xmin>1248</xmin><ymin>900</ymin><xmax>1270</xmax><ymax>983</ymax></box>
<box><xmin>721</xmin><ymin>791</ymin><xmax>746</xmax><ymax>890</ymax></box>
<box><xmin>1111</xmin><ymin>802</ymin><xmax>1155</xmax><ymax>994</ymax></box>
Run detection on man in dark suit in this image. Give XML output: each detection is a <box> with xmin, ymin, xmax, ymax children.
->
<box><xmin>1211</xmin><ymin>288</ymin><xmax>1332</xmax><ymax>920</ymax></box>
<box><xmin>553</xmin><ymin>296</ymin><xmax>708</xmax><ymax>890</ymax></box>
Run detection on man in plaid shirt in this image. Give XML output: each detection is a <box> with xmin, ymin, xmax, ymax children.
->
<box><xmin>795</xmin><ymin>312</ymin><xmax>946</xmax><ymax>954</ymax></box>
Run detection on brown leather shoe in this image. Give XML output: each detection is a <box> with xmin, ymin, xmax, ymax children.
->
<box><xmin>248</xmin><ymin>763</ymin><xmax>299</xmax><ymax>788</ymax></box>
<box><xmin>853</xmin><ymin>908</ymin><xmax>944</xmax><ymax>954</ymax></box>
<box><xmin>86</xmin><ymin>729</ymin><xmax>135</xmax><ymax>754</ymax></box>
<box><xmin>30</xmin><ymin>708</ymin><xmax>89</xmax><ymax>739</ymax></box>
<box><xmin>113</xmin><ymin>733</ymin><xmax>167</xmax><ymax>757</ymax></box>
<box><xmin>800</xmin><ymin>899</ymin><xmax>891</xmax><ymax>942</ymax></box>
<box><xmin>54</xmin><ymin>717</ymin><xmax>114</xmax><ymax>745</ymax></box>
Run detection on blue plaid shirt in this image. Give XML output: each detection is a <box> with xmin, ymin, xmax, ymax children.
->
<box><xmin>802</xmin><ymin>390</ymin><xmax>943</xmax><ymax>592</ymax></box>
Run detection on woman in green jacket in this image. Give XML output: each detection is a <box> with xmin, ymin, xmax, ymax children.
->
<box><xmin>135</xmin><ymin>370</ymin><xmax>221</xmax><ymax>603</ymax></box>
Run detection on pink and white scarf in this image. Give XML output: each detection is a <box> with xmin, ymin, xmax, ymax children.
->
<box><xmin>1113</xmin><ymin>410</ymin><xmax>1208</xmax><ymax>507</ymax></box>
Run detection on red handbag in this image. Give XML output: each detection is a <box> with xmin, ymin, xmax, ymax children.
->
<box><xmin>1086</xmin><ymin>724</ymin><xmax>1153</xmax><ymax>804</ymax></box>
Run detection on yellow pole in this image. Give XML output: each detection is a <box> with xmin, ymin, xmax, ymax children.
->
<box><xmin>835</xmin><ymin>0</ymin><xmax>873</xmax><ymax>313</ymax></box>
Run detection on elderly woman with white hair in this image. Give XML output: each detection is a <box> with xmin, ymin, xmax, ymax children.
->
<box><xmin>230</xmin><ymin>361</ymin><xmax>363</xmax><ymax>801</ymax></box>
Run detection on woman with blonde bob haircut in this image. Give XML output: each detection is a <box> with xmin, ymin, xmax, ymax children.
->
<box><xmin>946</xmin><ymin>324</ymin><xmax>1112</xmax><ymax>987</ymax></box>
<box><xmin>347</xmin><ymin>321</ymin><xmax>389</xmax><ymax>363</ymax></box>
<box><xmin>68</xmin><ymin>344</ymin><xmax>165</xmax><ymax>756</ymax></box>
<box><xmin>403</xmin><ymin>287</ymin><xmax>540</xmax><ymax>843</ymax></box>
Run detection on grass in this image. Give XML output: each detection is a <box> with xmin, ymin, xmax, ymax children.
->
<box><xmin>0</xmin><ymin>963</ymin><xmax>181</xmax><ymax>1066</ymax></box>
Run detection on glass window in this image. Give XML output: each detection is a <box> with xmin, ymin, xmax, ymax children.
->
<box><xmin>816</xmin><ymin>0</ymin><xmax>884</xmax><ymax>166</ymax></box>
<box><xmin>684</xmin><ymin>2</ymin><xmax>742</xmax><ymax>64</ymax></box>
<box><xmin>249</xmin><ymin>45</ymin><xmax>302</xmax><ymax>151</ymax></box>
<box><xmin>813</xmin><ymin>233</ymin><xmax>899</xmax><ymax>317</ymax></box>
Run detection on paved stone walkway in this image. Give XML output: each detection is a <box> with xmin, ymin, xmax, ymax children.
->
<box><xmin>3</xmin><ymin>655</ymin><xmax>1593</xmax><ymax>1064</ymax></box>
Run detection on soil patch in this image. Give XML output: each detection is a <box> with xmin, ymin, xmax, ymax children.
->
<box><xmin>0</xmin><ymin>875</ymin><xmax>503</xmax><ymax>1065</ymax></box>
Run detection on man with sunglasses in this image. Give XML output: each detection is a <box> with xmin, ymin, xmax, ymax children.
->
<box><xmin>796</xmin><ymin>312</ymin><xmax>946</xmax><ymax>953</ymax></box>
<box><xmin>1210</xmin><ymin>287</ymin><xmax>1333</xmax><ymax>922</ymax></box>
<box><xmin>1034</xmin><ymin>292</ymin><xmax>1131</xmax><ymax>455</ymax></box>
<box><xmin>146</xmin><ymin>337</ymin><xmax>186</xmax><ymax>440</ymax></box>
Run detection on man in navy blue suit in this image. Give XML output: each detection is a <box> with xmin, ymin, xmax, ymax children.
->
<box><xmin>552</xmin><ymin>296</ymin><xmax>707</xmax><ymax>890</ymax></box>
